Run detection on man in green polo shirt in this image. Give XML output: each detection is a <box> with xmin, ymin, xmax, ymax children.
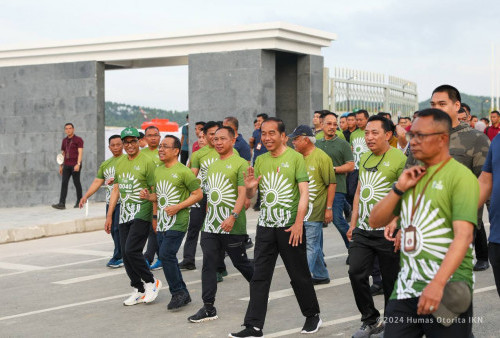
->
<box><xmin>140</xmin><ymin>135</ymin><xmax>202</xmax><ymax>310</ymax></box>
<box><xmin>106</xmin><ymin>127</ymin><xmax>162</xmax><ymax>307</ymax></box>
<box><xmin>370</xmin><ymin>109</ymin><xmax>477</xmax><ymax>337</ymax></box>
<box><xmin>229</xmin><ymin>118</ymin><xmax>321</xmax><ymax>338</ymax></box>
<box><xmin>290</xmin><ymin>125</ymin><xmax>336</xmax><ymax>285</ymax></box>
<box><xmin>346</xmin><ymin>115</ymin><xmax>406</xmax><ymax>338</ymax></box>
<box><xmin>79</xmin><ymin>135</ymin><xmax>125</xmax><ymax>268</ymax></box>
<box><xmin>316</xmin><ymin>112</ymin><xmax>354</xmax><ymax>249</ymax></box>
<box><xmin>188</xmin><ymin>126</ymin><xmax>254</xmax><ymax>323</ymax></box>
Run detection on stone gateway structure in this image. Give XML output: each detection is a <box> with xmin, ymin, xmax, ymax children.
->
<box><xmin>0</xmin><ymin>22</ymin><xmax>335</xmax><ymax>207</ymax></box>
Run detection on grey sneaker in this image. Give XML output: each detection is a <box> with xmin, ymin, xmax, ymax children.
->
<box><xmin>352</xmin><ymin>318</ymin><xmax>384</xmax><ymax>338</ymax></box>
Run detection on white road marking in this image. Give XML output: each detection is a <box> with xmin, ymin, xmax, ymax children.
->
<box><xmin>0</xmin><ymin>262</ymin><xmax>44</xmax><ymax>271</ymax></box>
<box><xmin>49</xmin><ymin>248</ymin><xmax>111</xmax><ymax>257</ymax></box>
<box><xmin>53</xmin><ymin>271</ymin><xmax>125</xmax><ymax>285</ymax></box>
<box><xmin>0</xmin><ymin>258</ymin><xmax>106</xmax><ymax>278</ymax></box>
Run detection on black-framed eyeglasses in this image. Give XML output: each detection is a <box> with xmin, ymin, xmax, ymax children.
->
<box><xmin>406</xmin><ymin>132</ymin><xmax>445</xmax><ymax>143</ymax></box>
<box><xmin>362</xmin><ymin>152</ymin><xmax>386</xmax><ymax>173</ymax></box>
<box><xmin>123</xmin><ymin>139</ymin><xmax>139</xmax><ymax>145</ymax></box>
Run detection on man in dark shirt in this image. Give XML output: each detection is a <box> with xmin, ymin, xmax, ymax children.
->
<box><xmin>343</xmin><ymin>112</ymin><xmax>358</xmax><ymax>142</ymax></box>
<box><xmin>52</xmin><ymin>123</ymin><xmax>84</xmax><ymax>209</ymax></box>
<box><xmin>249</xmin><ymin>113</ymin><xmax>269</xmax><ymax>211</ymax></box>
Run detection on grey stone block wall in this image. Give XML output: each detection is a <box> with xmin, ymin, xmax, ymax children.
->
<box><xmin>297</xmin><ymin>55</ymin><xmax>324</xmax><ymax>127</ymax></box>
<box><xmin>188</xmin><ymin>50</ymin><xmax>276</xmax><ymax>148</ymax></box>
<box><xmin>0</xmin><ymin>61</ymin><xmax>105</xmax><ymax>207</ymax></box>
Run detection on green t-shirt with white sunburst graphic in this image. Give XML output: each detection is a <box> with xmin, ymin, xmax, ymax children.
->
<box><xmin>303</xmin><ymin>148</ymin><xmax>336</xmax><ymax>223</ymax></box>
<box><xmin>254</xmin><ymin>147</ymin><xmax>309</xmax><ymax>228</ymax></box>
<box><xmin>203</xmin><ymin>153</ymin><xmax>249</xmax><ymax>235</ymax></box>
<box><xmin>357</xmin><ymin>147</ymin><xmax>406</xmax><ymax>230</ymax></box>
<box><xmin>154</xmin><ymin>162</ymin><xmax>200</xmax><ymax>232</ymax></box>
<box><xmin>391</xmin><ymin>158</ymin><xmax>479</xmax><ymax>300</ymax></box>
<box><xmin>97</xmin><ymin>154</ymin><xmax>125</xmax><ymax>204</ymax></box>
<box><xmin>115</xmin><ymin>152</ymin><xmax>156</xmax><ymax>223</ymax></box>
<box><xmin>190</xmin><ymin>146</ymin><xmax>220</xmax><ymax>193</ymax></box>
<box><xmin>350</xmin><ymin>128</ymin><xmax>369</xmax><ymax>169</ymax></box>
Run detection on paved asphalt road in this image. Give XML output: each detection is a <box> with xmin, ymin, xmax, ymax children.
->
<box><xmin>0</xmin><ymin>215</ymin><xmax>498</xmax><ymax>337</ymax></box>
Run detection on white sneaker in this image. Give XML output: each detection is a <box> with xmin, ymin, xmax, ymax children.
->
<box><xmin>143</xmin><ymin>278</ymin><xmax>162</xmax><ymax>303</ymax></box>
<box><xmin>123</xmin><ymin>288</ymin><xmax>145</xmax><ymax>306</ymax></box>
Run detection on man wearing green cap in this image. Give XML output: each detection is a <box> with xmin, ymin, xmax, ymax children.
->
<box><xmin>106</xmin><ymin>127</ymin><xmax>162</xmax><ymax>306</ymax></box>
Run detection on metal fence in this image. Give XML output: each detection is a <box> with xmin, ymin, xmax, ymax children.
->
<box><xmin>324</xmin><ymin>67</ymin><xmax>419</xmax><ymax>117</ymax></box>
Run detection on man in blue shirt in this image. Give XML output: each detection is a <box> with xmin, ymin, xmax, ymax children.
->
<box><xmin>479</xmin><ymin>135</ymin><xmax>500</xmax><ymax>296</ymax></box>
<box><xmin>223</xmin><ymin>116</ymin><xmax>251</xmax><ymax>162</ymax></box>
<box><xmin>180</xmin><ymin>115</ymin><xmax>189</xmax><ymax>165</ymax></box>
<box><xmin>249</xmin><ymin>113</ymin><xmax>269</xmax><ymax>211</ymax></box>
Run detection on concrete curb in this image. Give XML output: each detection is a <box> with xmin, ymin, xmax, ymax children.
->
<box><xmin>0</xmin><ymin>217</ymin><xmax>105</xmax><ymax>244</ymax></box>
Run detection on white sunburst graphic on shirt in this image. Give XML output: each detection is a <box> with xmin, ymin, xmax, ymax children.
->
<box><xmin>395</xmin><ymin>193</ymin><xmax>451</xmax><ymax>299</ymax></box>
<box><xmin>198</xmin><ymin>157</ymin><xmax>218</xmax><ymax>192</ymax></box>
<box><xmin>118</xmin><ymin>172</ymin><xmax>142</xmax><ymax>223</ymax></box>
<box><xmin>304</xmin><ymin>174</ymin><xmax>318</xmax><ymax>222</ymax></box>
<box><xmin>352</xmin><ymin>137</ymin><xmax>369</xmax><ymax>169</ymax></box>
<box><xmin>204</xmin><ymin>172</ymin><xmax>236</xmax><ymax>233</ymax></box>
<box><xmin>156</xmin><ymin>180</ymin><xmax>181</xmax><ymax>231</ymax></box>
<box><xmin>258</xmin><ymin>171</ymin><xmax>294</xmax><ymax>227</ymax></box>
<box><xmin>358</xmin><ymin>170</ymin><xmax>391</xmax><ymax>230</ymax></box>
<box><xmin>103</xmin><ymin>166</ymin><xmax>116</xmax><ymax>202</ymax></box>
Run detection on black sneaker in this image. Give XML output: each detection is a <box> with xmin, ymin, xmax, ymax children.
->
<box><xmin>229</xmin><ymin>325</ymin><xmax>263</xmax><ymax>337</ymax></box>
<box><xmin>245</xmin><ymin>237</ymin><xmax>254</xmax><ymax>249</ymax></box>
<box><xmin>51</xmin><ymin>203</ymin><xmax>65</xmax><ymax>210</ymax></box>
<box><xmin>301</xmin><ymin>314</ymin><xmax>322</xmax><ymax>334</ymax></box>
<box><xmin>370</xmin><ymin>283</ymin><xmax>384</xmax><ymax>296</ymax></box>
<box><xmin>178</xmin><ymin>261</ymin><xmax>196</xmax><ymax>270</ymax></box>
<box><xmin>311</xmin><ymin>278</ymin><xmax>330</xmax><ymax>285</ymax></box>
<box><xmin>352</xmin><ymin>318</ymin><xmax>384</xmax><ymax>338</ymax></box>
<box><xmin>188</xmin><ymin>306</ymin><xmax>218</xmax><ymax>323</ymax></box>
<box><xmin>473</xmin><ymin>260</ymin><xmax>490</xmax><ymax>271</ymax></box>
<box><xmin>167</xmin><ymin>292</ymin><xmax>191</xmax><ymax>310</ymax></box>
<box><xmin>73</xmin><ymin>203</ymin><xmax>79</xmax><ymax>208</ymax></box>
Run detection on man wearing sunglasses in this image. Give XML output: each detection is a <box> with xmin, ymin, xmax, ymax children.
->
<box><xmin>346</xmin><ymin>115</ymin><xmax>407</xmax><ymax>338</ymax></box>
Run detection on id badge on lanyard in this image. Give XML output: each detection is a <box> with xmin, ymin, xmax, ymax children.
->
<box><xmin>256</xmin><ymin>142</ymin><xmax>262</xmax><ymax>150</ymax></box>
<box><xmin>404</xmin><ymin>225</ymin><xmax>417</xmax><ymax>252</ymax></box>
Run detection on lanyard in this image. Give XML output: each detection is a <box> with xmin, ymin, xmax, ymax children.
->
<box><xmin>409</xmin><ymin>157</ymin><xmax>451</xmax><ymax>226</ymax></box>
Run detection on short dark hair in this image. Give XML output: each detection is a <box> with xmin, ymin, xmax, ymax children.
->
<box><xmin>340</xmin><ymin>115</ymin><xmax>347</xmax><ymax>120</ymax></box>
<box><xmin>253</xmin><ymin>119</ymin><xmax>258</xmax><ymax>124</ymax></box>
<box><xmin>224</xmin><ymin>116</ymin><xmax>239</xmax><ymax>130</ymax></box>
<box><xmin>481</xmin><ymin>117</ymin><xmax>490</xmax><ymax>124</ymax></box>
<box><xmin>347</xmin><ymin>112</ymin><xmax>356</xmax><ymax>118</ymax></box>
<box><xmin>203</xmin><ymin>121</ymin><xmax>221</xmax><ymax>133</ymax></box>
<box><xmin>261</xmin><ymin>117</ymin><xmax>285</xmax><ymax>134</ymax></box>
<box><xmin>108</xmin><ymin>134</ymin><xmax>121</xmax><ymax>144</ymax></box>
<box><xmin>65</xmin><ymin>122</ymin><xmax>74</xmax><ymax>128</ymax></box>
<box><xmin>322</xmin><ymin>112</ymin><xmax>338</xmax><ymax>120</ymax></box>
<box><xmin>398</xmin><ymin>117</ymin><xmax>411</xmax><ymax>123</ymax></box>
<box><xmin>257</xmin><ymin>113</ymin><xmax>269</xmax><ymax>120</ymax></box>
<box><xmin>461</xmin><ymin>103</ymin><xmax>471</xmax><ymax>113</ymax></box>
<box><xmin>164</xmin><ymin>135</ymin><xmax>181</xmax><ymax>155</ymax></box>
<box><xmin>471</xmin><ymin>115</ymin><xmax>478</xmax><ymax>120</ymax></box>
<box><xmin>195</xmin><ymin>121</ymin><xmax>206</xmax><ymax>127</ymax></box>
<box><xmin>491</xmin><ymin>110</ymin><xmax>500</xmax><ymax>117</ymax></box>
<box><xmin>138</xmin><ymin>132</ymin><xmax>145</xmax><ymax>139</ymax></box>
<box><xmin>377</xmin><ymin>112</ymin><xmax>391</xmax><ymax>120</ymax></box>
<box><xmin>145</xmin><ymin>125</ymin><xmax>159</xmax><ymax>133</ymax></box>
<box><xmin>367</xmin><ymin>115</ymin><xmax>392</xmax><ymax>133</ymax></box>
<box><xmin>416</xmin><ymin>108</ymin><xmax>452</xmax><ymax>133</ymax></box>
<box><xmin>355</xmin><ymin>110</ymin><xmax>369</xmax><ymax>119</ymax></box>
<box><xmin>216</xmin><ymin>126</ymin><xmax>236</xmax><ymax>138</ymax></box>
<box><xmin>458</xmin><ymin>107</ymin><xmax>466</xmax><ymax>114</ymax></box>
<box><xmin>432</xmin><ymin>84</ymin><xmax>461</xmax><ymax>103</ymax></box>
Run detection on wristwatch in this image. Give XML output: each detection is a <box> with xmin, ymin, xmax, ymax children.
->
<box><xmin>326</xmin><ymin>207</ymin><xmax>333</xmax><ymax>210</ymax></box>
<box><xmin>231</xmin><ymin>212</ymin><xmax>239</xmax><ymax>219</ymax></box>
<box><xmin>392</xmin><ymin>183</ymin><xmax>405</xmax><ymax>196</ymax></box>
<box><xmin>333</xmin><ymin>166</ymin><xmax>336</xmax><ymax>173</ymax></box>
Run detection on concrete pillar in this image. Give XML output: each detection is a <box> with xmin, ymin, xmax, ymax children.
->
<box><xmin>0</xmin><ymin>61</ymin><xmax>105</xmax><ymax>207</ymax></box>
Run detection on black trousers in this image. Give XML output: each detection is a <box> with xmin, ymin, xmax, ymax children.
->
<box><xmin>348</xmin><ymin>228</ymin><xmax>400</xmax><ymax>324</ymax></box>
<box><xmin>180</xmin><ymin>150</ymin><xmax>189</xmax><ymax>165</ymax></box>
<box><xmin>144</xmin><ymin>226</ymin><xmax>159</xmax><ymax>264</ymax></box>
<box><xmin>489</xmin><ymin>242</ymin><xmax>500</xmax><ymax>297</ymax></box>
<box><xmin>182</xmin><ymin>196</ymin><xmax>207</xmax><ymax>264</ymax></box>
<box><xmin>474</xmin><ymin>206</ymin><xmax>488</xmax><ymax>261</ymax></box>
<box><xmin>244</xmin><ymin>226</ymin><xmax>320</xmax><ymax>329</ymax></box>
<box><xmin>384</xmin><ymin>298</ymin><xmax>473</xmax><ymax>338</ymax></box>
<box><xmin>346</xmin><ymin>169</ymin><xmax>359</xmax><ymax>206</ymax></box>
<box><xmin>119</xmin><ymin>219</ymin><xmax>155</xmax><ymax>291</ymax></box>
<box><xmin>59</xmin><ymin>165</ymin><xmax>82</xmax><ymax>205</ymax></box>
<box><xmin>200</xmin><ymin>232</ymin><xmax>254</xmax><ymax>304</ymax></box>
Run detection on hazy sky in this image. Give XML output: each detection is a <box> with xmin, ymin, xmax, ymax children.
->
<box><xmin>1</xmin><ymin>0</ymin><xmax>499</xmax><ymax>111</ymax></box>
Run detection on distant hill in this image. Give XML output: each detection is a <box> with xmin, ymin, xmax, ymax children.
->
<box><xmin>105</xmin><ymin>101</ymin><xmax>188</xmax><ymax>128</ymax></box>
<box><xmin>419</xmin><ymin>93</ymin><xmax>492</xmax><ymax>118</ymax></box>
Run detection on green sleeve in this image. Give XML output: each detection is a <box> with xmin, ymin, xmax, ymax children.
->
<box><xmin>451</xmin><ymin>171</ymin><xmax>479</xmax><ymax>227</ymax></box>
<box><xmin>321</xmin><ymin>155</ymin><xmax>336</xmax><ymax>185</ymax></box>
<box><xmin>336</xmin><ymin>130</ymin><xmax>346</xmax><ymax>140</ymax></box>
<box><xmin>254</xmin><ymin>156</ymin><xmax>262</xmax><ymax>178</ymax></box>
<box><xmin>185</xmin><ymin>168</ymin><xmax>201</xmax><ymax>192</ymax></box>
<box><xmin>96</xmin><ymin>161</ymin><xmax>106</xmax><ymax>179</ymax></box>
<box><xmin>238</xmin><ymin>160</ymin><xmax>250</xmax><ymax>186</ymax></box>
<box><xmin>342</xmin><ymin>140</ymin><xmax>355</xmax><ymax>162</ymax></box>
<box><xmin>395</xmin><ymin>154</ymin><xmax>407</xmax><ymax>178</ymax></box>
<box><xmin>191</xmin><ymin>151</ymin><xmax>201</xmax><ymax>169</ymax></box>
<box><xmin>146</xmin><ymin>160</ymin><xmax>156</xmax><ymax>188</ymax></box>
<box><xmin>295</xmin><ymin>154</ymin><xmax>309</xmax><ymax>183</ymax></box>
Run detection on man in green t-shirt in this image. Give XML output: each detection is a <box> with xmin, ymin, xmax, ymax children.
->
<box><xmin>370</xmin><ymin>109</ymin><xmax>477</xmax><ymax>337</ymax></box>
<box><xmin>229</xmin><ymin>118</ymin><xmax>321</xmax><ymax>338</ymax></box>
<box><xmin>140</xmin><ymin>135</ymin><xmax>202</xmax><ymax>311</ymax></box>
<box><xmin>106</xmin><ymin>127</ymin><xmax>162</xmax><ymax>307</ymax></box>
<box><xmin>316</xmin><ymin>112</ymin><xmax>354</xmax><ymax>250</ymax></box>
<box><xmin>290</xmin><ymin>125</ymin><xmax>336</xmax><ymax>285</ymax></box>
<box><xmin>79</xmin><ymin>135</ymin><xmax>124</xmax><ymax>268</ymax></box>
<box><xmin>346</xmin><ymin>115</ymin><xmax>406</xmax><ymax>338</ymax></box>
<box><xmin>178</xmin><ymin>121</ymin><xmax>221</xmax><ymax>271</ymax></box>
<box><xmin>140</xmin><ymin>126</ymin><xmax>162</xmax><ymax>270</ymax></box>
<box><xmin>188</xmin><ymin>126</ymin><xmax>254</xmax><ymax>323</ymax></box>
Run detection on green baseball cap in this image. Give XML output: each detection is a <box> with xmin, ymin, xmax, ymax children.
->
<box><xmin>121</xmin><ymin>127</ymin><xmax>140</xmax><ymax>139</ymax></box>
